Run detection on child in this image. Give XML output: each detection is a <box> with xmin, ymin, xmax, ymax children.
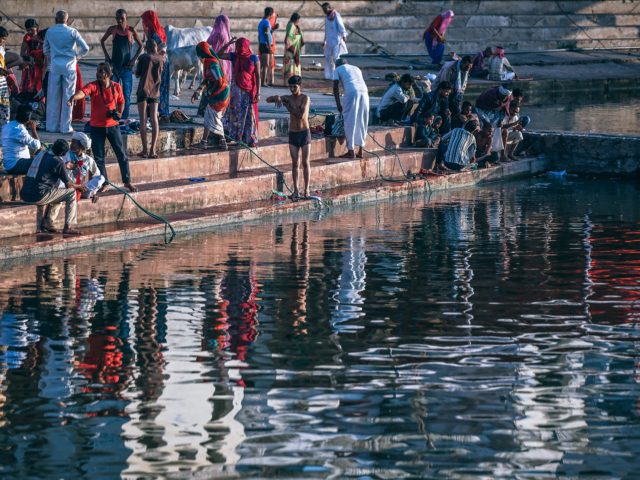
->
<box><xmin>64</xmin><ymin>132</ymin><xmax>105</xmax><ymax>201</ymax></box>
<box><xmin>414</xmin><ymin>113</ymin><xmax>440</xmax><ymax>148</ymax></box>
<box><xmin>135</xmin><ymin>39</ymin><xmax>164</xmax><ymax>158</ymax></box>
<box><xmin>266</xmin><ymin>75</ymin><xmax>311</xmax><ymax>198</ymax></box>
<box><xmin>474</xmin><ymin>122</ymin><xmax>497</xmax><ymax>167</ymax></box>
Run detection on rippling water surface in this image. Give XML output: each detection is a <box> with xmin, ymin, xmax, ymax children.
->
<box><xmin>1</xmin><ymin>178</ymin><xmax>640</xmax><ymax>479</ymax></box>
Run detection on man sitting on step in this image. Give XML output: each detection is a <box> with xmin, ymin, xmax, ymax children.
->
<box><xmin>376</xmin><ymin>73</ymin><xmax>415</xmax><ymax>124</ymax></box>
<box><xmin>20</xmin><ymin>139</ymin><xmax>86</xmax><ymax>235</ymax></box>
<box><xmin>266</xmin><ymin>75</ymin><xmax>311</xmax><ymax>199</ymax></box>
<box><xmin>1</xmin><ymin>104</ymin><xmax>41</xmax><ymax>174</ymax></box>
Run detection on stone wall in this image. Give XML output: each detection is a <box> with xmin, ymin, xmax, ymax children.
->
<box><xmin>1</xmin><ymin>1</ymin><xmax>639</xmax><ymax>55</ymax></box>
<box><xmin>525</xmin><ymin>131</ymin><xmax>640</xmax><ymax>175</ymax></box>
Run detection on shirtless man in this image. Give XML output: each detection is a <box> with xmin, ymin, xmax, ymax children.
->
<box><xmin>266</xmin><ymin>75</ymin><xmax>311</xmax><ymax>198</ymax></box>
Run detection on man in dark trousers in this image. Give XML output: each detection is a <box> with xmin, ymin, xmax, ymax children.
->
<box><xmin>20</xmin><ymin>139</ymin><xmax>86</xmax><ymax>235</ymax></box>
<box><xmin>68</xmin><ymin>62</ymin><xmax>136</xmax><ymax>192</ymax></box>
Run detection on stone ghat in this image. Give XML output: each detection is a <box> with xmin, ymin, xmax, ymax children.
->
<box><xmin>2</xmin><ymin>0</ymin><xmax>639</xmax><ymax>54</ymax></box>
<box><xmin>0</xmin><ymin>154</ymin><xmax>547</xmax><ymax>261</ymax></box>
<box><xmin>525</xmin><ymin>131</ymin><xmax>640</xmax><ymax>175</ymax></box>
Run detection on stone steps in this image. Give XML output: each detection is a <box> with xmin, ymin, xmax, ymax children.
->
<box><xmin>0</xmin><ymin>156</ymin><xmax>549</xmax><ymax>261</ymax></box>
<box><xmin>0</xmin><ymin>125</ymin><xmax>426</xmax><ymax>238</ymax></box>
<box><xmin>0</xmin><ymin>146</ymin><xmax>431</xmax><ymax>239</ymax></box>
<box><xmin>2</xmin><ymin>0</ymin><xmax>638</xmax><ymax>53</ymax></box>
<box><xmin>0</xmin><ymin>126</ymin><xmax>409</xmax><ymax>201</ymax></box>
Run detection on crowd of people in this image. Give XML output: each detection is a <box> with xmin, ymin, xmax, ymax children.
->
<box><xmin>0</xmin><ymin>4</ymin><xmax>530</xmax><ymax>236</ymax></box>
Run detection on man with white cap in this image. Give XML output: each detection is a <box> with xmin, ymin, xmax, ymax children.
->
<box><xmin>475</xmin><ymin>85</ymin><xmax>513</xmax><ymax>157</ymax></box>
<box><xmin>43</xmin><ymin>10</ymin><xmax>89</xmax><ymax>133</ymax></box>
<box><xmin>64</xmin><ymin>131</ymin><xmax>104</xmax><ymax>201</ymax></box>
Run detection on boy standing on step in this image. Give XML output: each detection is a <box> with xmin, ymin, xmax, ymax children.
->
<box><xmin>266</xmin><ymin>75</ymin><xmax>311</xmax><ymax>198</ymax></box>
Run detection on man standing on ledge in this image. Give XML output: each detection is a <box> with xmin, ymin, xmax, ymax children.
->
<box><xmin>266</xmin><ymin>75</ymin><xmax>311</xmax><ymax>199</ymax></box>
<box><xmin>258</xmin><ymin>7</ymin><xmax>274</xmax><ymax>87</ymax></box>
<box><xmin>322</xmin><ymin>2</ymin><xmax>347</xmax><ymax>80</ymax></box>
<box><xmin>44</xmin><ymin>10</ymin><xmax>89</xmax><ymax>133</ymax></box>
<box><xmin>333</xmin><ymin>58</ymin><xmax>369</xmax><ymax>159</ymax></box>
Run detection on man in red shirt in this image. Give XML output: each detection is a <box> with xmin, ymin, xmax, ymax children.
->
<box><xmin>68</xmin><ymin>62</ymin><xmax>136</xmax><ymax>192</ymax></box>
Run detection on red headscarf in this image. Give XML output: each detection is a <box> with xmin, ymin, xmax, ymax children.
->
<box><xmin>141</xmin><ymin>10</ymin><xmax>167</xmax><ymax>44</ymax></box>
<box><xmin>233</xmin><ymin>38</ymin><xmax>256</xmax><ymax>94</ymax></box>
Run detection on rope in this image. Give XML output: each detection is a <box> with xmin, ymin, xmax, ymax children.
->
<box><xmin>106</xmin><ymin>180</ymin><xmax>176</xmax><ymax>244</ymax></box>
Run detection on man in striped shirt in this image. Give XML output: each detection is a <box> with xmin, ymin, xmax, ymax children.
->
<box><xmin>441</xmin><ymin>120</ymin><xmax>479</xmax><ymax>171</ymax></box>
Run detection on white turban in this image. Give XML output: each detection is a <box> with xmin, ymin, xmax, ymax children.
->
<box><xmin>498</xmin><ymin>86</ymin><xmax>512</xmax><ymax>97</ymax></box>
<box><xmin>71</xmin><ymin>131</ymin><xmax>91</xmax><ymax>150</ymax></box>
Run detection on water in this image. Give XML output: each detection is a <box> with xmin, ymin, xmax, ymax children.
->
<box><xmin>526</xmin><ymin>94</ymin><xmax>640</xmax><ymax>136</ymax></box>
<box><xmin>1</xmin><ymin>178</ymin><xmax>640</xmax><ymax>479</ymax></box>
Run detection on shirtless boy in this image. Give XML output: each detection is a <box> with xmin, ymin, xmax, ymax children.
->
<box><xmin>266</xmin><ymin>75</ymin><xmax>311</xmax><ymax>198</ymax></box>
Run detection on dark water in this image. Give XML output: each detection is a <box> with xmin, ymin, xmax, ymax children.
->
<box><xmin>1</xmin><ymin>178</ymin><xmax>640</xmax><ymax>479</ymax></box>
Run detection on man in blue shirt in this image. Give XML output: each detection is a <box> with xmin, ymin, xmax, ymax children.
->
<box><xmin>258</xmin><ymin>7</ymin><xmax>274</xmax><ymax>86</ymax></box>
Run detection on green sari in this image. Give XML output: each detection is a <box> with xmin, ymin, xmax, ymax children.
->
<box><xmin>284</xmin><ymin>22</ymin><xmax>303</xmax><ymax>78</ymax></box>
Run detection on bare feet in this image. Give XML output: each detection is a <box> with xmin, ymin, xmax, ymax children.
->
<box><xmin>124</xmin><ymin>183</ymin><xmax>138</xmax><ymax>193</ymax></box>
<box><xmin>98</xmin><ymin>184</ymin><xmax>109</xmax><ymax>193</ymax></box>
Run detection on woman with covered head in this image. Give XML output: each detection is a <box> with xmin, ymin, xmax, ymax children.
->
<box><xmin>191</xmin><ymin>41</ymin><xmax>231</xmax><ymax>150</ymax></box>
<box><xmin>207</xmin><ymin>15</ymin><xmax>233</xmax><ymax>82</ymax></box>
<box><xmin>423</xmin><ymin>9</ymin><xmax>454</xmax><ymax>66</ymax></box>
<box><xmin>218</xmin><ymin>38</ymin><xmax>260</xmax><ymax>147</ymax></box>
<box><xmin>141</xmin><ymin>10</ymin><xmax>171</xmax><ymax>121</ymax></box>
<box><xmin>284</xmin><ymin>12</ymin><xmax>304</xmax><ymax>83</ymax></box>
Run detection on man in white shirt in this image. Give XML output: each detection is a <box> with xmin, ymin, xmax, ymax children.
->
<box><xmin>322</xmin><ymin>3</ymin><xmax>348</xmax><ymax>80</ymax></box>
<box><xmin>333</xmin><ymin>59</ymin><xmax>369</xmax><ymax>159</ymax></box>
<box><xmin>43</xmin><ymin>10</ymin><xmax>89</xmax><ymax>133</ymax></box>
<box><xmin>1</xmin><ymin>104</ymin><xmax>41</xmax><ymax>174</ymax></box>
<box><xmin>376</xmin><ymin>74</ymin><xmax>415</xmax><ymax>122</ymax></box>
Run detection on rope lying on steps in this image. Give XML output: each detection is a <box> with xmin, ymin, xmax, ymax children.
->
<box><xmin>106</xmin><ymin>180</ymin><xmax>176</xmax><ymax>244</ymax></box>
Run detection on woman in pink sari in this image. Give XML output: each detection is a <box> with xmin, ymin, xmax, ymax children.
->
<box><xmin>207</xmin><ymin>15</ymin><xmax>233</xmax><ymax>82</ymax></box>
<box><xmin>423</xmin><ymin>10</ymin><xmax>454</xmax><ymax>66</ymax></box>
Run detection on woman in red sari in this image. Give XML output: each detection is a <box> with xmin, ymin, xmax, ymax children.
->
<box><xmin>218</xmin><ymin>38</ymin><xmax>261</xmax><ymax>147</ymax></box>
<box><xmin>20</xmin><ymin>19</ymin><xmax>43</xmax><ymax>97</ymax></box>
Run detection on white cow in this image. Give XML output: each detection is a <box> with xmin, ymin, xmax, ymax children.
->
<box><xmin>168</xmin><ymin>45</ymin><xmax>202</xmax><ymax>96</ymax></box>
<box><xmin>165</xmin><ymin>25</ymin><xmax>212</xmax><ymax>50</ymax></box>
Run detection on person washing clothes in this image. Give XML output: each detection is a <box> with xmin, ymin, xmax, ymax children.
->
<box><xmin>43</xmin><ymin>11</ymin><xmax>89</xmax><ymax>133</ymax></box>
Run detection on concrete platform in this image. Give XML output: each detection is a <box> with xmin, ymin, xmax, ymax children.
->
<box><xmin>0</xmin><ymin>156</ymin><xmax>548</xmax><ymax>261</ymax></box>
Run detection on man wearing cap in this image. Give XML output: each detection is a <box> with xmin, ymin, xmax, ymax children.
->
<box><xmin>64</xmin><ymin>132</ymin><xmax>104</xmax><ymax>201</ymax></box>
<box><xmin>43</xmin><ymin>10</ymin><xmax>89</xmax><ymax>133</ymax></box>
<box><xmin>20</xmin><ymin>139</ymin><xmax>86</xmax><ymax>235</ymax></box>
<box><xmin>332</xmin><ymin>58</ymin><xmax>369</xmax><ymax>159</ymax></box>
<box><xmin>475</xmin><ymin>85</ymin><xmax>513</xmax><ymax>156</ymax></box>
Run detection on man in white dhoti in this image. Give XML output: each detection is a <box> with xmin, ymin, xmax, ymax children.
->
<box><xmin>332</xmin><ymin>58</ymin><xmax>369</xmax><ymax>159</ymax></box>
<box><xmin>322</xmin><ymin>3</ymin><xmax>348</xmax><ymax>80</ymax></box>
<box><xmin>43</xmin><ymin>11</ymin><xmax>89</xmax><ymax>133</ymax></box>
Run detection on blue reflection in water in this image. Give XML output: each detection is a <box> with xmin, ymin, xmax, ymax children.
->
<box><xmin>0</xmin><ymin>178</ymin><xmax>640</xmax><ymax>478</ymax></box>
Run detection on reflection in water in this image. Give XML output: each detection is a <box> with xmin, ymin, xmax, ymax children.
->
<box><xmin>1</xmin><ymin>178</ymin><xmax>640</xmax><ymax>478</ymax></box>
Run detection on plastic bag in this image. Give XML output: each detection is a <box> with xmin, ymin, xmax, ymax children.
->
<box><xmin>331</xmin><ymin>113</ymin><xmax>345</xmax><ymax>138</ymax></box>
